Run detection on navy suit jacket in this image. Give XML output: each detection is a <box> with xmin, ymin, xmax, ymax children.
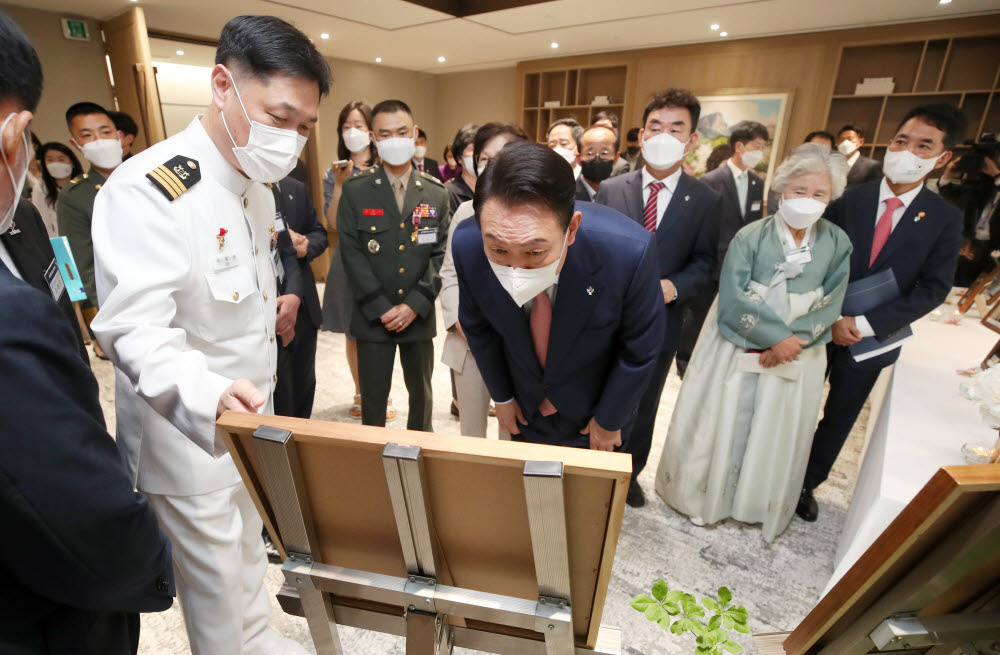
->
<box><xmin>827</xmin><ymin>179</ymin><xmax>962</xmax><ymax>369</ymax></box>
<box><xmin>0</xmin><ymin>264</ymin><xmax>174</xmax><ymax>654</ymax></box>
<box><xmin>276</xmin><ymin>177</ymin><xmax>328</xmax><ymax>328</ymax></box>
<box><xmin>846</xmin><ymin>155</ymin><xmax>883</xmax><ymax>188</ymax></box>
<box><xmin>594</xmin><ymin>169</ymin><xmax>720</xmax><ymax>350</ymax></box>
<box><xmin>453</xmin><ymin>201</ymin><xmax>665</xmax><ymax>431</ymax></box>
<box><xmin>413</xmin><ymin>157</ymin><xmax>441</xmax><ymax>181</ymax></box>
<box><xmin>700</xmin><ymin>165</ymin><xmax>765</xmax><ymax>274</ymax></box>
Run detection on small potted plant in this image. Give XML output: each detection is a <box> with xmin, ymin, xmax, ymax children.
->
<box><xmin>631</xmin><ymin>580</ymin><xmax>750</xmax><ymax>654</ymax></box>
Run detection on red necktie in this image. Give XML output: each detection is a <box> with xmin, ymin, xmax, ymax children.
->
<box><xmin>418</xmin><ymin>162</ymin><xmax>424</xmax><ymax>172</ymax></box>
<box><xmin>644</xmin><ymin>180</ymin><xmax>664</xmax><ymax>232</ymax></box>
<box><xmin>869</xmin><ymin>196</ymin><xmax>903</xmax><ymax>268</ymax></box>
<box><xmin>530</xmin><ymin>291</ymin><xmax>557</xmax><ymax>416</ymax></box>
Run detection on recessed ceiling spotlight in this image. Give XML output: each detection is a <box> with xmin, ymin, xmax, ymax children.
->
<box><xmin>320</xmin><ymin>32</ymin><xmax>330</xmax><ymax>39</ymax></box>
<box><xmin>939</xmin><ymin>0</ymin><xmax>952</xmax><ymax>4</ymax></box>
<box><xmin>437</xmin><ymin>56</ymin><xmax>446</xmax><ymax>63</ymax></box>
<box><xmin>551</xmin><ymin>42</ymin><xmax>559</xmax><ymax>48</ymax></box>
<box><xmin>375</xmin><ymin>57</ymin><xmax>382</xmax><ymax>63</ymax></box>
<box><xmin>176</xmin><ymin>50</ymin><xmax>184</xmax><ymax>55</ymax></box>
<box><xmin>720</xmin><ymin>31</ymin><xmax>728</xmax><ymax>37</ymax></box>
<box><xmin>710</xmin><ymin>24</ymin><xmax>720</xmax><ymax>30</ymax></box>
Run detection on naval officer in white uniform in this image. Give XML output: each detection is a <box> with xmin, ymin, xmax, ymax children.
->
<box><xmin>90</xmin><ymin>15</ymin><xmax>329</xmax><ymax>654</ymax></box>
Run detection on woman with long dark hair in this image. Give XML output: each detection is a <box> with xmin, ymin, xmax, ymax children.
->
<box><xmin>31</xmin><ymin>141</ymin><xmax>83</xmax><ymax>238</ymax></box>
<box><xmin>320</xmin><ymin>101</ymin><xmax>395</xmax><ymax>420</ymax></box>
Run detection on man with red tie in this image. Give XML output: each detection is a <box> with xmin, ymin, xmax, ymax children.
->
<box><xmin>412</xmin><ymin>128</ymin><xmax>442</xmax><ymax>181</ymax></box>
<box><xmin>798</xmin><ymin>104</ymin><xmax>965</xmax><ymax>522</ymax></box>
<box><xmin>594</xmin><ymin>88</ymin><xmax>721</xmax><ymax>506</ymax></box>
<box><xmin>452</xmin><ymin>141</ymin><xmax>664</xmax><ymax>453</ymax></box>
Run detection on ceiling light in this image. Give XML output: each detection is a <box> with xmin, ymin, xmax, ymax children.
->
<box><xmin>720</xmin><ymin>31</ymin><xmax>728</xmax><ymax>37</ymax></box>
<box><xmin>550</xmin><ymin>42</ymin><xmax>559</xmax><ymax>48</ymax></box>
<box><xmin>437</xmin><ymin>56</ymin><xmax>446</xmax><ymax>63</ymax></box>
<box><xmin>176</xmin><ymin>50</ymin><xmax>184</xmax><ymax>55</ymax></box>
<box><xmin>939</xmin><ymin>0</ymin><xmax>951</xmax><ymax>4</ymax></box>
<box><xmin>320</xmin><ymin>32</ymin><xmax>329</xmax><ymax>39</ymax></box>
<box><xmin>710</xmin><ymin>24</ymin><xmax>720</xmax><ymax>30</ymax></box>
<box><xmin>375</xmin><ymin>57</ymin><xmax>382</xmax><ymax>63</ymax></box>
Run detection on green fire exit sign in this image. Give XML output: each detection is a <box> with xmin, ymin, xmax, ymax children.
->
<box><xmin>61</xmin><ymin>18</ymin><xmax>90</xmax><ymax>41</ymax></box>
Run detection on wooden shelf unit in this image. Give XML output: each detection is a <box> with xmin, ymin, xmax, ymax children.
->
<box><xmin>825</xmin><ymin>34</ymin><xmax>1000</xmax><ymax>159</ymax></box>
<box><xmin>520</xmin><ymin>64</ymin><xmax>630</xmax><ymax>142</ymax></box>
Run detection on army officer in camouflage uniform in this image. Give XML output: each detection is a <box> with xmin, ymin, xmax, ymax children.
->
<box><xmin>338</xmin><ymin>99</ymin><xmax>450</xmax><ymax>430</ymax></box>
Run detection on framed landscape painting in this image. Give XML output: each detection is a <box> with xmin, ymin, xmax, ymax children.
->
<box><xmin>685</xmin><ymin>89</ymin><xmax>795</xmax><ymax>190</ymax></box>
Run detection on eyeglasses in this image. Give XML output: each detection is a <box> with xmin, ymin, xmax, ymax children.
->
<box><xmin>580</xmin><ymin>148</ymin><xmax>617</xmax><ymax>161</ymax></box>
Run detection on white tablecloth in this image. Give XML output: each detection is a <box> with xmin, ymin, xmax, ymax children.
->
<box><xmin>823</xmin><ymin>311</ymin><xmax>998</xmax><ymax>595</ymax></box>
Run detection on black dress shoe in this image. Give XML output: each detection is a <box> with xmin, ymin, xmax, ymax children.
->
<box><xmin>796</xmin><ymin>487</ymin><xmax>818</xmax><ymax>522</ymax></box>
<box><xmin>626</xmin><ymin>480</ymin><xmax>647</xmax><ymax>508</ymax></box>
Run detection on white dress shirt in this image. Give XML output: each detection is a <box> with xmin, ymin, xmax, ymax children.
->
<box><xmin>573</xmin><ymin>164</ymin><xmax>582</xmax><ymax>180</ymax></box>
<box><xmin>583</xmin><ymin>179</ymin><xmax>599</xmax><ymax>201</ymax></box>
<box><xmin>846</xmin><ymin>150</ymin><xmax>861</xmax><ymax>169</ymax></box>
<box><xmin>727</xmin><ymin>158</ymin><xmax>748</xmax><ymax>216</ymax></box>
<box><xmin>853</xmin><ymin>178</ymin><xmax>924</xmax><ymax>337</ymax></box>
<box><xmin>0</xmin><ymin>238</ymin><xmax>21</xmax><ymax>279</ymax></box>
<box><xmin>91</xmin><ymin>116</ymin><xmax>280</xmax><ymax>496</ymax></box>
<box><xmin>642</xmin><ymin>165</ymin><xmax>682</xmax><ymax>229</ymax></box>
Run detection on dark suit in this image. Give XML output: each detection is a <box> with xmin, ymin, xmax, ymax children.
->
<box><xmin>846</xmin><ymin>154</ymin><xmax>883</xmax><ymax>188</ymax></box>
<box><xmin>413</xmin><ymin>157</ymin><xmax>441</xmax><ymax>181</ymax></box>
<box><xmin>941</xmin><ymin>179</ymin><xmax>1000</xmax><ymax>286</ymax></box>
<box><xmin>454</xmin><ymin>201</ymin><xmax>664</xmax><ymax>447</ymax></box>
<box><xmin>272</xmin><ymin>177</ymin><xmax>328</xmax><ymax>419</ymax></box>
<box><xmin>0</xmin><ymin>263</ymin><xmax>174</xmax><ymax>655</ymax></box>
<box><xmin>1</xmin><ymin>200</ymin><xmax>88</xmax><ymax>363</ymax></box>
<box><xmin>677</xmin><ymin>163</ymin><xmax>766</xmax><ymax>375</ymax></box>
<box><xmin>594</xmin><ymin>171</ymin><xmax>719</xmax><ymax>475</ymax></box>
<box><xmin>575</xmin><ymin>176</ymin><xmax>596</xmax><ymax>202</ymax></box>
<box><xmin>804</xmin><ymin>180</ymin><xmax>962</xmax><ymax>490</ymax></box>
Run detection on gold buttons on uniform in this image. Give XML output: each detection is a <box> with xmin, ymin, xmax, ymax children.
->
<box><xmin>399</xmin><ymin>222</ymin><xmax>405</xmax><ymax>229</ymax></box>
<box><xmin>243</xmin><ymin>198</ymin><xmax>248</xmax><ymax>208</ymax></box>
<box><xmin>398</xmin><ymin>289</ymin><xmax>404</xmax><ymax>295</ymax></box>
<box><xmin>263</xmin><ymin>291</ymin><xmax>268</xmax><ymax>301</ymax></box>
<box><xmin>233</xmin><ymin>291</ymin><xmax>240</xmax><ymax>301</ymax></box>
<box><xmin>398</xmin><ymin>268</ymin><xmax>405</xmax><ymax>274</ymax></box>
<box><xmin>255</xmin><ymin>246</ymin><xmax>259</xmax><ymax>255</ymax></box>
<box><xmin>273</xmin><ymin>374</ymin><xmax>278</xmax><ymax>384</ymax></box>
<box><xmin>370</xmin><ymin>226</ymin><xmax>377</xmax><ymax>232</ymax></box>
<box><xmin>270</xmin><ymin>335</ymin><xmax>274</xmax><ymax>343</ymax></box>
<box><xmin>399</xmin><ymin>244</ymin><xmax>405</xmax><ymax>251</ymax></box>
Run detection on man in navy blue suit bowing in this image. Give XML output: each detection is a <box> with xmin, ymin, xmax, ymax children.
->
<box><xmin>452</xmin><ymin>141</ymin><xmax>664</xmax><ymax>453</ymax></box>
<box><xmin>798</xmin><ymin>104</ymin><xmax>965</xmax><ymax>522</ymax></box>
<box><xmin>594</xmin><ymin>88</ymin><xmax>721</xmax><ymax>506</ymax></box>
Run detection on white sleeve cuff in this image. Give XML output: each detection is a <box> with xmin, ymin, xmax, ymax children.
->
<box><xmin>494</xmin><ymin>397</ymin><xmax>514</xmax><ymax>405</ymax></box>
<box><xmin>854</xmin><ymin>314</ymin><xmax>876</xmax><ymax>338</ymax></box>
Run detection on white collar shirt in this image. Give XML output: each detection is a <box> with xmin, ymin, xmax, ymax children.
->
<box><xmin>642</xmin><ymin>165</ymin><xmax>682</xmax><ymax>229</ymax></box>
<box><xmin>877</xmin><ymin>177</ymin><xmax>923</xmax><ymax>232</ymax></box>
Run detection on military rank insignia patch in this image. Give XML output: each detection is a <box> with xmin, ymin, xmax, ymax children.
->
<box><xmin>146</xmin><ymin>155</ymin><xmax>201</xmax><ymax>201</ymax></box>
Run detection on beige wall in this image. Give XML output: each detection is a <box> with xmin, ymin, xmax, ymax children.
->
<box><xmin>434</xmin><ymin>67</ymin><xmax>519</xmax><ymax>160</ymax></box>
<box><xmin>152</xmin><ymin>61</ymin><xmax>212</xmax><ymax>137</ymax></box>
<box><xmin>2</xmin><ymin>3</ymin><xmax>114</xmax><ymax>145</ymax></box>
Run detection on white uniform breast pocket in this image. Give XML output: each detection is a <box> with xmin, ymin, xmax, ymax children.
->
<box><xmin>198</xmin><ymin>266</ymin><xmax>259</xmax><ymax>342</ymax></box>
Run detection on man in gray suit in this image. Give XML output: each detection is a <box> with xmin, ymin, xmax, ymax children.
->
<box><xmin>837</xmin><ymin>124</ymin><xmax>883</xmax><ymax>187</ymax></box>
<box><xmin>575</xmin><ymin>125</ymin><xmax>619</xmax><ymax>201</ymax></box>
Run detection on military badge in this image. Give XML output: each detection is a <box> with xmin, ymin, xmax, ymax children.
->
<box><xmin>368</xmin><ymin>239</ymin><xmax>380</xmax><ymax>254</ymax></box>
<box><xmin>146</xmin><ymin>155</ymin><xmax>201</xmax><ymax>201</ymax></box>
<box><xmin>217</xmin><ymin>227</ymin><xmax>228</xmax><ymax>251</ymax></box>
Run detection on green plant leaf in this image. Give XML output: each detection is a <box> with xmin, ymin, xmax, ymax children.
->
<box><xmin>664</xmin><ymin>601</ymin><xmax>681</xmax><ymax>615</ymax></box>
<box><xmin>718</xmin><ymin>587</ymin><xmax>732</xmax><ymax>608</ymax></box>
<box><xmin>689</xmin><ymin>621</ymin><xmax>708</xmax><ymax>638</ymax></box>
<box><xmin>690</xmin><ymin>606</ymin><xmax>706</xmax><ymax>619</ymax></box>
<box><xmin>730</xmin><ymin>606</ymin><xmax>749</xmax><ymax>622</ymax></box>
<box><xmin>681</xmin><ymin>593</ymin><xmax>698</xmax><ymax>614</ymax></box>
<box><xmin>708</xmin><ymin>615</ymin><xmax>722</xmax><ymax>630</ymax></box>
<box><xmin>665</xmin><ymin>590</ymin><xmax>685</xmax><ymax>603</ymax></box>
<box><xmin>732</xmin><ymin>621</ymin><xmax>751</xmax><ymax>634</ymax></box>
<box><xmin>630</xmin><ymin>594</ymin><xmax>657</xmax><ymax>611</ymax></box>
<box><xmin>644</xmin><ymin>605</ymin><xmax>664</xmax><ymax>622</ymax></box>
<box><xmin>695</xmin><ymin>647</ymin><xmax>713</xmax><ymax>655</ymax></box>
<box><xmin>657</xmin><ymin>614</ymin><xmax>672</xmax><ymax>632</ymax></box>
<box><xmin>670</xmin><ymin>620</ymin><xmax>686</xmax><ymax>635</ymax></box>
<box><xmin>721</xmin><ymin>639</ymin><xmax>744</xmax><ymax>653</ymax></box>
<box><xmin>703</xmin><ymin>596</ymin><xmax>720</xmax><ymax>611</ymax></box>
<box><xmin>723</xmin><ymin>613</ymin><xmax>735</xmax><ymax>629</ymax></box>
<box><xmin>651</xmin><ymin>579</ymin><xmax>669</xmax><ymax>601</ymax></box>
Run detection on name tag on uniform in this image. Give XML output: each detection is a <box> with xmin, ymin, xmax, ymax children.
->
<box><xmin>44</xmin><ymin>258</ymin><xmax>65</xmax><ymax>302</ymax></box>
<box><xmin>214</xmin><ymin>253</ymin><xmax>239</xmax><ymax>271</ymax></box>
<box><xmin>272</xmin><ymin>246</ymin><xmax>285</xmax><ymax>284</ymax></box>
<box><xmin>786</xmin><ymin>245</ymin><xmax>812</xmax><ymax>265</ymax></box>
<box><xmin>751</xmin><ymin>201</ymin><xmax>762</xmax><ymax>212</ymax></box>
<box><xmin>417</xmin><ymin>228</ymin><xmax>437</xmax><ymax>245</ymax></box>
<box><xmin>274</xmin><ymin>212</ymin><xmax>286</xmax><ymax>233</ymax></box>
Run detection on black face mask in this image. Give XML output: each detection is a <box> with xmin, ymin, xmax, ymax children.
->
<box><xmin>627</xmin><ymin>146</ymin><xmax>640</xmax><ymax>157</ymax></box>
<box><xmin>581</xmin><ymin>158</ymin><xmax>614</xmax><ymax>183</ymax></box>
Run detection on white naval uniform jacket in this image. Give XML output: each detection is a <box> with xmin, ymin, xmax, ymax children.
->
<box><xmin>92</xmin><ymin>117</ymin><xmax>279</xmax><ymax>496</ymax></box>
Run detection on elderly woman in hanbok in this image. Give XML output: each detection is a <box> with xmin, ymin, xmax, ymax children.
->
<box><xmin>655</xmin><ymin>143</ymin><xmax>852</xmax><ymax>542</ymax></box>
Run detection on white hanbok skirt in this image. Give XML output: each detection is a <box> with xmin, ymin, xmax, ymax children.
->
<box><xmin>654</xmin><ymin>286</ymin><xmax>826</xmax><ymax>542</ymax></box>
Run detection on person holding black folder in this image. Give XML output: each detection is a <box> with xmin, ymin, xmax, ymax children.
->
<box><xmin>797</xmin><ymin>104</ymin><xmax>966</xmax><ymax>522</ymax></box>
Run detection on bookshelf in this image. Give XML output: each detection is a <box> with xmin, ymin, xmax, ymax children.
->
<box><xmin>825</xmin><ymin>34</ymin><xmax>1000</xmax><ymax>162</ymax></box>
<box><xmin>520</xmin><ymin>64</ymin><xmax>630</xmax><ymax>142</ymax></box>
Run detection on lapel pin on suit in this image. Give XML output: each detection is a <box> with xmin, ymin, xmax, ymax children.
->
<box><xmin>375</xmin><ymin>178</ymin><xmax>382</xmax><ymax>185</ymax></box>
<box><xmin>586</xmin><ymin>285</ymin><xmax>595</xmax><ymax>296</ymax></box>
<box><xmin>915</xmin><ymin>211</ymin><xmax>925</xmax><ymax>222</ymax></box>
<box><xmin>684</xmin><ymin>195</ymin><xmax>690</xmax><ymax>202</ymax></box>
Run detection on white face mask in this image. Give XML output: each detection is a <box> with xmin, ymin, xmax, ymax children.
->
<box><xmin>413</xmin><ymin>145</ymin><xmax>427</xmax><ymax>160</ymax></box>
<box><xmin>46</xmin><ymin>160</ymin><xmax>74</xmax><ymax>180</ymax></box>
<box><xmin>488</xmin><ymin>228</ymin><xmax>570</xmax><ymax>307</ymax></box>
<box><xmin>551</xmin><ymin>146</ymin><xmax>577</xmax><ymax>167</ymax></box>
<box><xmin>476</xmin><ymin>164</ymin><xmax>487</xmax><ymax>177</ymax></box>
<box><xmin>642</xmin><ymin>132</ymin><xmax>689</xmax><ymax>170</ymax></box>
<box><xmin>837</xmin><ymin>139</ymin><xmax>858</xmax><ymax>157</ymax></box>
<box><xmin>342</xmin><ymin>127</ymin><xmax>370</xmax><ymax>153</ymax></box>
<box><xmin>778</xmin><ymin>196</ymin><xmax>827</xmax><ymax>230</ymax></box>
<box><xmin>375</xmin><ymin>133</ymin><xmax>416</xmax><ymax>167</ymax></box>
<box><xmin>221</xmin><ymin>72</ymin><xmax>307</xmax><ymax>183</ymax></box>
<box><xmin>1</xmin><ymin>113</ymin><xmax>31</xmax><ymax>234</ymax></box>
<box><xmin>462</xmin><ymin>155</ymin><xmax>475</xmax><ymax>173</ymax></box>
<box><xmin>741</xmin><ymin>148</ymin><xmax>764</xmax><ymax>169</ymax></box>
<box><xmin>882</xmin><ymin>148</ymin><xmax>943</xmax><ymax>185</ymax></box>
<box><xmin>75</xmin><ymin>137</ymin><xmax>123</xmax><ymax>170</ymax></box>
